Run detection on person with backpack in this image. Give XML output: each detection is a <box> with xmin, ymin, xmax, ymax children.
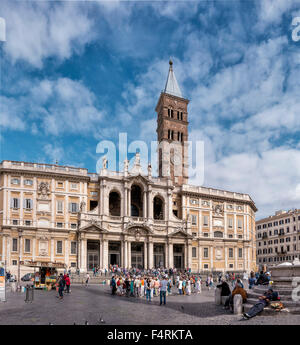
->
<box><xmin>146</xmin><ymin>278</ymin><xmax>152</xmax><ymax>302</ymax></box>
<box><xmin>243</xmin><ymin>288</ymin><xmax>279</xmax><ymax>319</ymax></box>
<box><xmin>57</xmin><ymin>274</ymin><xmax>65</xmax><ymax>299</ymax></box>
<box><xmin>111</xmin><ymin>276</ymin><xmax>117</xmax><ymax>295</ymax></box>
<box><xmin>65</xmin><ymin>274</ymin><xmax>71</xmax><ymax>293</ymax></box>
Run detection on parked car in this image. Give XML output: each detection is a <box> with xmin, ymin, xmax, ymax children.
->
<box><xmin>21</xmin><ymin>273</ymin><xmax>34</xmax><ymax>281</ymax></box>
<box><xmin>9</xmin><ymin>274</ymin><xmax>16</xmax><ymax>282</ymax></box>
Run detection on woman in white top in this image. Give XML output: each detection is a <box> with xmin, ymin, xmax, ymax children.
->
<box><xmin>196</xmin><ymin>277</ymin><xmax>202</xmax><ymax>293</ymax></box>
<box><xmin>186</xmin><ymin>280</ymin><xmax>191</xmax><ymax>295</ymax></box>
<box><xmin>178</xmin><ymin>279</ymin><xmax>183</xmax><ymax>295</ymax></box>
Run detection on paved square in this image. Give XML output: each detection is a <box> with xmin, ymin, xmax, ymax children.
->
<box><xmin>0</xmin><ymin>285</ymin><xmax>299</xmax><ymax>325</ymax></box>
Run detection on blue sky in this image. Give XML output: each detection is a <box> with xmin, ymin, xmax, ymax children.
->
<box><xmin>1</xmin><ymin>0</ymin><xmax>300</xmax><ymax>218</ymax></box>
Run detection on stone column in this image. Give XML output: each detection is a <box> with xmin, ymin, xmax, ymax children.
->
<box><xmin>65</xmin><ymin>240</ymin><xmax>69</xmax><ymax>268</ymax></box>
<box><xmin>184</xmin><ymin>243</ymin><xmax>187</xmax><ymax>268</ymax></box>
<box><xmin>124</xmin><ymin>240</ymin><xmax>128</xmax><ymax>269</ymax></box>
<box><xmin>143</xmin><ymin>191</ymin><xmax>147</xmax><ymax>218</ymax></box>
<box><xmin>124</xmin><ymin>188</ymin><xmax>128</xmax><ymax>217</ymax></box>
<box><xmin>100</xmin><ymin>240</ymin><xmax>103</xmax><ymax>269</ymax></box>
<box><xmin>225</xmin><ymin>245</ymin><xmax>228</xmax><ymax>271</ymax></box>
<box><xmin>235</xmin><ymin>246</ymin><xmax>238</xmax><ymax>270</ymax></box>
<box><xmin>147</xmin><ymin>189</ymin><xmax>153</xmax><ymax>219</ymax></box>
<box><xmin>165</xmin><ymin>242</ymin><xmax>169</xmax><ymax>268</ymax></box>
<box><xmin>32</xmin><ymin>238</ymin><xmax>36</xmax><ymax>261</ymax></box>
<box><xmin>127</xmin><ymin>241</ymin><xmax>131</xmax><ymax>268</ymax></box>
<box><xmin>128</xmin><ymin>189</ymin><xmax>131</xmax><ymax>217</ymax></box>
<box><xmin>234</xmin><ymin>213</ymin><xmax>237</xmax><ymax>238</ymax></box>
<box><xmin>144</xmin><ymin>240</ymin><xmax>148</xmax><ymax>269</ymax></box>
<box><xmin>6</xmin><ymin>237</ymin><xmax>10</xmax><ymax>268</ymax></box>
<box><xmin>198</xmin><ymin>241</ymin><xmax>202</xmax><ymax>273</ymax></box>
<box><xmin>121</xmin><ymin>240</ymin><xmax>124</xmax><ymax>267</ymax></box>
<box><xmin>148</xmin><ymin>240</ymin><xmax>153</xmax><ymax>269</ymax></box>
<box><xmin>209</xmin><ymin>210</ymin><xmax>213</xmax><ymax>238</ymax></box>
<box><xmin>20</xmin><ymin>176</ymin><xmax>24</xmax><ymax>225</ymax></box>
<box><xmin>103</xmin><ymin>239</ymin><xmax>108</xmax><ymax>269</ymax></box>
<box><xmin>51</xmin><ymin>178</ymin><xmax>55</xmax><ymax>228</ymax></box>
<box><xmin>50</xmin><ymin>238</ymin><xmax>54</xmax><ymax>262</ymax></box>
<box><xmin>224</xmin><ymin>211</ymin><xmax>228</xmax><ymax>238</ymax></box>
<box><xmin>80</xmin><ymin>238</ymin><xmax>86</xmax><ymax>271</ymax></box>
<box><xmin>168</xmin><ymin>242</ymin><xmax>173</xmax><ymax>268</ymax></box>
<box><xmin>188</xmin><ymin>240</ymin><xmax>192</xmax><ymax>270</ymax></box>
<box><xmin>3</xmin><ymin>175</ymin><xmax>7</xmax><ymax>227</ymax></box>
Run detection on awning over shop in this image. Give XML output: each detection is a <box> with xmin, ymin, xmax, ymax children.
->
<box><xmin>19</xmin><ymin>260</ymin><xmax>66</xmax><ymax>268</ymax></box>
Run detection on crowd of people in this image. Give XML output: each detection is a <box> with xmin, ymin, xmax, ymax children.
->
<box><xmin>59</xmin><ymin>266</ymin><xmax>277</xmax><ymax>319</ymax></box>
<box><xmin>56</xmin><ymin>273</ymin><xmax>71</xmax><ymax>299</ymax></box>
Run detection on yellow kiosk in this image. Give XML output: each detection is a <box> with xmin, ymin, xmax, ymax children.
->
<box><xmin>20</xmin><ymin>261</ymin><xmax>66</xmax><ymax>290</ymax></box>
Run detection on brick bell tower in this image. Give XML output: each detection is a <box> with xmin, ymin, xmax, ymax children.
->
<box><xmin>155</xmin><ymin>60</ymin><xmax>189</xmax><ymax>186</ymax></box>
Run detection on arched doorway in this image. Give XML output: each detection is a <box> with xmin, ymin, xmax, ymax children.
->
<box><xmin>109</xmin><ymin>191</ymin><xmax>121</xmax><ymax>216</ymax></box>
<box><xmin>131</xmin><ymin>184</ymin><xmax>143</xmax><ymax>217</ymax></box>
<box><xmin>153</xmin><ymin>196</ymin><xmax>164</xmax><ymax>220</ymax></box>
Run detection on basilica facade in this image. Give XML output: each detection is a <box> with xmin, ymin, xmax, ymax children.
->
<box><xmin>0</xmin><ymin>61</ymin><xmax>257</xmax><ymax>277</ymax></box>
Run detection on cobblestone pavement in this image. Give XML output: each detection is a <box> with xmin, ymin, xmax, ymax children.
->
<box><xmin>0</xmin><ymin>285</ymin><xmax>299</xmax><ymax>325</ymax></box>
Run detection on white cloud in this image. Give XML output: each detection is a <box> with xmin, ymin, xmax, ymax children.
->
<box><xmin>2</xmin><ymin>1</ymin><xmax>95</xmax><ymax>67</ymax></box>
<box><xmin>44</xmin><ymin>143</ymin><xmax>64</xmax><ymax>164</ymax></box>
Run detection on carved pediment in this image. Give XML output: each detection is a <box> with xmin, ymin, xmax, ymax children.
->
<box><xmin>80</xmin><ymin>223</ymin><xmax>108</xmax><ymax>233</ymax></box>
<box><xmin>168</xmin><ymin>228</ymin><xmax>193</xmax><ymax>239</ymax></box>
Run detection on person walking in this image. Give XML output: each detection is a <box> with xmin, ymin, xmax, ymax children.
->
<box><xmin>111</xmin><ymin>276</ymin><xmax>117</xmax><ymax>295</ymax></box>
<box><xmin>57</xmin><ymin>274</ymin><xmax>65</xmax><ymax>299</ymax></box>
<box><xmin>178</xmin><ymin>278</ymin><xmax>183</xmax><ymax>295</ymax></box>
<box><xmin>65</xmin><ymin>274</ymin><xmax>71</xmax><ymax>293</ymax></box>
<box><xmin>248</xmin><ymin>271</ymin><xmax>256</xmax><ymax>289</ymax></box>
<box><xmin>85</xmin><ymin>273</ymin><xmax>90</xmax><ymax>287</ymax></box>
<box><xmin>146</xmin><ymin>278</ymin><xmax>152</xmax><ymax>302</ymax></box>
<box><xmin>160</xmin><ymin>276</ymin><xmax>168</xmax><ymax>305</ymax></box>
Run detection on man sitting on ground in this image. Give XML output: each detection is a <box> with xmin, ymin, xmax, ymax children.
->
<box><xmin>224</xmin><ymin>281</ymin><xmax>247</xmax><ymax>312</ymax></box>
<box><xmin>243</xmin><ymin>288</ymin><xmax>279</xmax><ymax>319</ymax></box>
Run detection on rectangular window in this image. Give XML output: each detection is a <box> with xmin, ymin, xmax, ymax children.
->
<box><xmin>71</xmin><ymin>262</ymin><xmax>76</xmax><ymax>268</ymax></box>
<box><xmin>69</xmin><ymin>202</ymin><xmax>79</xmax><ymax>213</ymax></box>
<box><xmin>71</xmin><ymin>183</ymin><xmax>78</xmax><ymax>189</ymax></box>
<box><xmin>57</xmin><ymin>182</ymin><xmax>64</xmax><ymax>188</ymax></box>
<box><xmin>24</xmin><ymin>179</ymin><xmax>33</xmax><ymax>186</ymax></box>
<box><xmin>24</xmin><ymin>199</ymin><xmax>33</xmax><ymax>209</ymax></box>
<box><xmin>239</xmin><ymin>248</ymin><xmax>243</xmax><ymax>258</ymax></box>
<box><xmin>11</xmin><ymin>178</ymin><xmax>20</xmax><ymax>185</ymax></box>
<box><xmin>90</xmin><ymin>191</ymin><xmax>98</xmax><ymax>196</ymax></box>
<box><xmin>71</xmin><ymin>242</ymin><xmax>77</xmax><ymax>255</ymax></box>
<box><xmin>25</xmin><ymin>220</ymin><xmax>31</xmax><ymax>226</ymax></box>
<box><xmin>191</xmin><ymin>215</ymin><xmax>197</xmax><ymax>225</ymax></box>
<box><xmin>237</xmin><ymin>219</ymin><xmax>243</xmax><ymax>229</ymax></box>
<box><xmin>204</xmin><ymin>264</ymin><xmax>209</xmax><ymax>269</ymax></box>
<box><xmin>12</xmin><ymin>238</ymin><xmax>18</xmax><ymax>252</ymax></box>
<box><xmin>203</xmin><ymin>248</ymin><xmax>209</xmax><ymax>258</ymax></box>
<box><xmin>228</xmin><ymin>218</ymin><xmax>233</xmax><ymax>228</ymax></box>
<box><xmin>229</xmin><ymin>248</ymin><xmax>233</xmax><ymax>258</ymax></box>
<box><xmin>25</xmin><ymin>239</ymin><xmax>30</xmax><ymax>253</ymax></box>
<box><xmin>203</xmin><ymin>215</ymin><xmax>209</xmax><ymax>226</ymax></box>
<box><xmin>12</xmin><ymin>260</ymin><xmax>18</xmax><ymax>266</ymax></box>
<box><xmin>57</xmin><ymin>200</ymin><xmax>63</xmax><ymax>213</ymax></box>
<box><xmin>192</xmin><ymin>247</ymin><xmax>197</xmax><ymax>258</ymax></box>
<box><xmin>12</xmin><ymin>219</ymin><xmax>18</xmax><ymax>225</ymax></box>
<box><xmin>70</xmin><ymin>223</ymin><xmax>77</xmax><ymax>229</ymax></box>
<box><xmin>56</xmin><ymin>241</ymin><xmax>63</xmax><ymax>254</ymax></box>
<box><xmin>56</xmin><ymin>222</ymin><xmax>63</xmax><ymax>228</ymax></box>
<box><xmin>11</xmin><ymin>198</ymin><xmax>20</xmax><ymax>209</ymax></box>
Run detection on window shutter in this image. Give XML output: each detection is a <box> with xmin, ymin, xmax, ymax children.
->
<box><xmin>69</xmin><ymin>203</ymin><xmax>71</xmax><ymax>212</ymax></box>
<box><xmin>17</xmin><ymin>198</ymin><xmax>20</xmax><ymax>209</ymax></box>
<box><xmin>10</xmin><ymin>198</ymin><xmax>13</xmax><ymax>208</ymax></box>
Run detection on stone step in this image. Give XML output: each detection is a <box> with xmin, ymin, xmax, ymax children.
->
<box><xmin>246</xmin><ymin>297</ymin><xmax>300</xmax><ymax>308</ymax></box>
<box><xmin>242</xmin><ymin>303</ymin><xmax>292</xmax><ymax>315</ymax></box>
<box><xmin>249</xmin><ymin>289</ymin><xmax>293</xmax><ymax>296</ymax></box>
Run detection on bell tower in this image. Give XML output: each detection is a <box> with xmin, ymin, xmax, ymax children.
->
<box><xmin>155</xmin><ymin>60</ymin><xmax>189</xmax><ymax>186</ymax></box>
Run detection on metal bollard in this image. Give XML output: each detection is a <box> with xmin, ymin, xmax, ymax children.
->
<box><xmin>25</xmin><ymin>285</ymin><xmax>30</xmax><ymax>302</ymax></box>
<box><xmin>30</xmin><ymin>285</ymin><xmax>34</xmax><ymax>302</ymax></box>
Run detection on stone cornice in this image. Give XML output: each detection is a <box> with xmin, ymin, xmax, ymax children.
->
<box><xmin>180</xmin><ymin>191</ymin><xmax>257</xmax><ymax>212</ymax></box>
<box><xmin>0</xmin><ymin>168</ymin><xmax>90</xmax><ymax>181</ymax></box>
